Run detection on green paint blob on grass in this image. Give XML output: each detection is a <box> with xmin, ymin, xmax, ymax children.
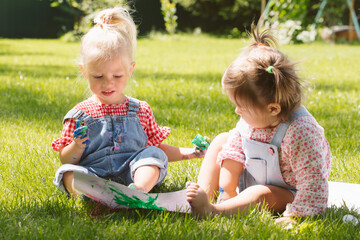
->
<box><xmin>108</xmin><ymin>184</ymin><xmax>166</xmax><ymax>211</ymax></box>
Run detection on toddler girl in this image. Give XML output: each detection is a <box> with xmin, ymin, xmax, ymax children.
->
<box><xmin>186</xmin><ymin>25</ymin><xmax>331</xmax><ymax>223</ymax></box>
<box><xmin>52</xmin><ymin>7</ymin><xmax>201</xmax><ymax>197</ymax></box>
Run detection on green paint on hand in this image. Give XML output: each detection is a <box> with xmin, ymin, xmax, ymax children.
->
<box><xmin>108</xmin><ymin>184</ymin><xmax>165</xmax><ymax>211</ymax></box>
<box><xmin>80</xmin><ymin>125</ymin><xmax>88</xmax><ymax>135</ymax></box>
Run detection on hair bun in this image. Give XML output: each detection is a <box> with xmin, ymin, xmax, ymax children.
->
<box><xmin>249</xmin><ymin>22</ymin><xmax>278</xmax><ymax>48</ymax></box>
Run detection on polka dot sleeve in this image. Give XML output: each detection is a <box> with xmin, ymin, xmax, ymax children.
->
<box><xmin>281</xmin><ymin>117</ymin><xmax>331</xmax><ymax>216</ymax></box>
<box><xmin>217</xmin><ymin>128</ymin><xmax>246</xmax><ymax>165</ymax></box>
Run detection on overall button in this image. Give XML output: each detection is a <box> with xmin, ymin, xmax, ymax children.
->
<box><xmin>116</xmin><ymin>118</ymin><xmax>122</xmax><ymax>123</ymax></box>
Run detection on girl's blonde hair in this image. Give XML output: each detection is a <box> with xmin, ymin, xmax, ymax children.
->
<box><xmin>222</xmin><ymin>24</ymin><xmax>302</xmax><ymax>121</ymax></box>
<box><xmin>80</xmin><ymin>7</ymin><xmax>137</xmax><ymax>67</ymax></box>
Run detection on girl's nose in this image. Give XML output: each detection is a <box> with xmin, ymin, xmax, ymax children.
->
<box><xmin>103</xmin><ymin>76</ymin><xmax>113</xmax><ymax>85</ymax></box>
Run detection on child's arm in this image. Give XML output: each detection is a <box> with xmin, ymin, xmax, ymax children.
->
<box><xmin>158</xmin><ymin>134</ymin><xmax>210</xmax><ymax>162</ymax></box>
<box><xmin>158</xmin><ymin>143</ymin><xmax>203</xmax><ymax>162</ymax></box>
<box><xmin>59</xmin><ymin>120</ymin><xmax>90</xmax><ymax>165</ymax></box>
<box><xmin>59</xmin><ymin>141</ymin><xmax>86</xmax><ymax>164</ymax></box>
<box><xmin>281</xmin><ymin>120</ymin><xmax>331</xmax><ymax>217</ymax></box>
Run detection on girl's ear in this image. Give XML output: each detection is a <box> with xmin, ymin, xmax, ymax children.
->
<box><xmin>128</xmin><ymin>61</ymin><xmax>136</xmax><ymax>76</ymax></box>
<box><xmin>267</xmin><ymin>103</ymin><xmax>281</xmax><ymax>116</ymax></box>
<box><xmin>79</xmin><ymin>64</ymin><xmax>87</xmax><ymax>78</ymax></box>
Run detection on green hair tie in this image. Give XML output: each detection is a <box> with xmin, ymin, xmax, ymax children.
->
<box><xmin>266</xmin><ymin>66</ymin><xmax>274</xmax><ymax>74</ymax></box>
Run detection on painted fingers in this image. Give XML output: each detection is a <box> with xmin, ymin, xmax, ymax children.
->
<box><xmin>73</xmin><ymin>120</ymin><xmax>90</xmax><ymax>149</ymax></box>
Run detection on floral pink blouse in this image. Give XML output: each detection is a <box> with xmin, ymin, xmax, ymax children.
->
<box><xmin>217</xmin><ymin>114</ymin><xmax>331</xmax><ymax>217</ymax></box>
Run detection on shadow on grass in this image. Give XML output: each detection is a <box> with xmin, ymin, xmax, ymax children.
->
<box><xmin>134</xmin><ymin>69</ymin><xmax>223</xmax><ymax>83</ymax></box>
<box><xmin>1</xmin><ymin>60</ymin><xmax>358</xmax><ymax>135</ymax></box>
<box><xmin>0</xmin><ymin>63</ymin><xmax>77</xmax><ymax>79</ymax></box>
<box><xmin>0</xmin><ymin>85</ymin><xmax>81</xmax><ymax>124</ymax></box>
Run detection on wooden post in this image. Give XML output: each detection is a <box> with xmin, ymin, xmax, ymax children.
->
<box><xmin>261</xmin><ymin>0</ymin><xmax>266</xmax><ymax>14</ymax></box>
<box><xmin>349</xmin><ymin>0</ymin><xmax>354</xmax><ymax>42</ymax></box>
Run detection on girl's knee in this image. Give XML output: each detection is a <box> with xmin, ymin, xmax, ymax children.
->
<box><xmin>213</xmin><ymin>132</ymin><xmax>229</xmax><ymax>143</ymax></box>
<box><xmin>209</xmin><ymin>132</ymin><xmax>229</xmax><ymax>151</ymax></box>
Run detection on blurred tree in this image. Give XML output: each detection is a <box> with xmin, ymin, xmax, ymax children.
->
<box><xmin>263</xmin><ymin>0</ymin><xmax>358</xmax><ymax>43</ymax></box>
<box><xmin>175</xmin><ymin>0</ymin><xmax>261</xmax><ymax>33</ymax></box>
<box><xmin>176</xmin><ymin>0</ymin><xmax>254</xmax><ymax>21</ymax></box>
<box><xmin>0</xmin><ymin>0</ymin><xmax>74</xmax><ymax>38</ymax></box>
<box><xmin>160</xmin><ymin>0</ymin><xmax>178</xmax><ymax>35</ymax></box>
<box><xmin>48</xmin><ymin>0</ymin><xmax>127</xmax><ymax>39</ymax></box>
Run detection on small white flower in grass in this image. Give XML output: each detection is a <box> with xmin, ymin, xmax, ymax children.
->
<box><xmin>342</xmin><ymin>214</ymin><xmax>359</xmax><ymax>226</ymax></box>
<box><xmin>284</xmin><ymin>223</ymin><xmax>293</xmax><ymax>229</ymax></box>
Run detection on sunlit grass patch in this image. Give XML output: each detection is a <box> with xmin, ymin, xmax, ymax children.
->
<box><xmin>1</xmin><ymin>35</ymin><xmax>359</xmax><ymax>239</ymax></box>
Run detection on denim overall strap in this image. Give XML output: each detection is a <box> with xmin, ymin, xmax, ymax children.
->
<box><xmin>63</xmin><ymin>107</ymin><xmax>94</xmax><ymax>126</ymax></box>
<box><xmin>270</xmin><ymin>106</ymin><xmax>311</xmax><ymax>148</ymax></box>
<box><xmin>127</xmin><ymin>97</ymin><xmax>140</xmax><ymax>116</ymax></box>
<box><xmin>63</xmin><ymin>108</ymin><xmax>86</xmax><ymax>124</ymax></box>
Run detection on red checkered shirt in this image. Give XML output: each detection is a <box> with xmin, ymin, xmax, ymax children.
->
<box><xmin>51</xmin><ymin>97</ymin><xmax>171</xmax><ymax>152</ymax></box>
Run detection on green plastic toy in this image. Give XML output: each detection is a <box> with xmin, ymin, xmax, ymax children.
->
<box><xmin>192</xmin><ymin>134</ymin><xmax>211</xmax><ymax>151</ymax></box>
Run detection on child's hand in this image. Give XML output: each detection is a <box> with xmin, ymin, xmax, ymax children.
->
<box><xmin>73</xmin><ymin>120</ymin><xmax>90</xmax><ymax>149</ymax></box>
<box><xmin>193</xmin><ymin>148</ymin><xmax>206</xmax><ymax>158</ymax></box>
<box><xmin>191</xmin><ymin>134</ymin><xmax>211</xmax><ymax>158</ymax></box>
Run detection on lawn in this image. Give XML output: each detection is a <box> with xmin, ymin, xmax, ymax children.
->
<box><xmin>0</xmin><ymin>34</ymin><xmax>359</xmax><ymax>239</ymax></box>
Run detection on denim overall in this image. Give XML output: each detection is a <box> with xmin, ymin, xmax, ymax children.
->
<box><xmin>53</xmin><ymin>97</ymin><xmax>168</xmax><ymax>192</ymax></box>
<box><xmin>238</xmin><ymin>106</ymin><xmax>311</xmax><ymax>195</ymax></box>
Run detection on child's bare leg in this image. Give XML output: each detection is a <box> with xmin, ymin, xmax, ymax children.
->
<box><xmin>63</xmin><ymin>171</ymin><xmax>78</xmax><ymax>197</ymax></box>
<box><xmin>187</xmin><ymin>183</ymin><xmax>294</xmax><ymax>218</ymax></box>
<box><xmin>218</xmin><ymin>159</ymin><xmax>244</xmax><ymax>202</ymax></box>
<box><xmin>197</xmin><ymin>133</ymin><xmax>229</xmax><ymax>201</ymax></box>
<box><xmin>133</xmin><ymin>165</ymin><xmax>160</xmax><ymax>193</ymax></box>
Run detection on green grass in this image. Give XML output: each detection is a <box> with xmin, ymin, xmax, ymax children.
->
<box><xmin>1</xmin><ymin>34</ymin><xmax>360</xmax><ymax>239</ymax></box>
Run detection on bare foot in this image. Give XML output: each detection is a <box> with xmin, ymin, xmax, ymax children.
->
<box><xmin>186</xmin><ymin>182</ymin><xmax>217</xmax><ymax>218</ymax></box>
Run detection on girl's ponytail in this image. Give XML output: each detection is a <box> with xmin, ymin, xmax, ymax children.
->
<box><xmin>223</xmin><ymin>23</ymin><xmax>302</xmax><ymax>121</ymax></box>
<box><xmin>93</xmin><ymin>7</ymin><xmax>137</xmax><ymax>58</ymax></box>
<box><xmin>263</xmin><ymin>57</ymin><xmax>302</xmax><ymax>120</ymax></box>
<box><xmin>248</xmin><ymin>23</ymin><xmax>278</xmax><ymax>48</ymax></box>
<box><xmin>80</xmin><ymin>7</ymin><xmax>137</xmax><ymax>67</ymax></box>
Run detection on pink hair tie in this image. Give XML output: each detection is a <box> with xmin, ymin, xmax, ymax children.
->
<box><xmin>102</xmin><ymin>14</ymin><xmax>112</xmax><ymax>24</ymax></box>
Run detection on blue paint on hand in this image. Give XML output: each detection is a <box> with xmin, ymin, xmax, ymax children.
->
<box><xmin>73</xmin><ymin>126</ymin><xmax>88</xmax><ymax>138</ymax></box>
<box><xmin>83</xmin><ymin>139</ymin><xmax>91</xmax><ymax>149</ymax></box>
<box><xmin>73</xmin><ymin>120</ymin><xmax>90</xmax><ymax>148</ymax></box>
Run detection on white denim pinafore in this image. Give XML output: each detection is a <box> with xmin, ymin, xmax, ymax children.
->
<box><xmin>238</xmin><ymin>106</ymin><xmax>311</xmax><ymax>195</ymax></box>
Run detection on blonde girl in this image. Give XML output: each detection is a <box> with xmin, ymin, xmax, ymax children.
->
<box><xmin>186</xmin><ymin>25</ymin><xmax>331</xmax><ymax>223</ymax></box>
<box><xmin>52</xmin><ymin>7</ymin><xmax>201</xmax><ymax>197</ymax></box>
